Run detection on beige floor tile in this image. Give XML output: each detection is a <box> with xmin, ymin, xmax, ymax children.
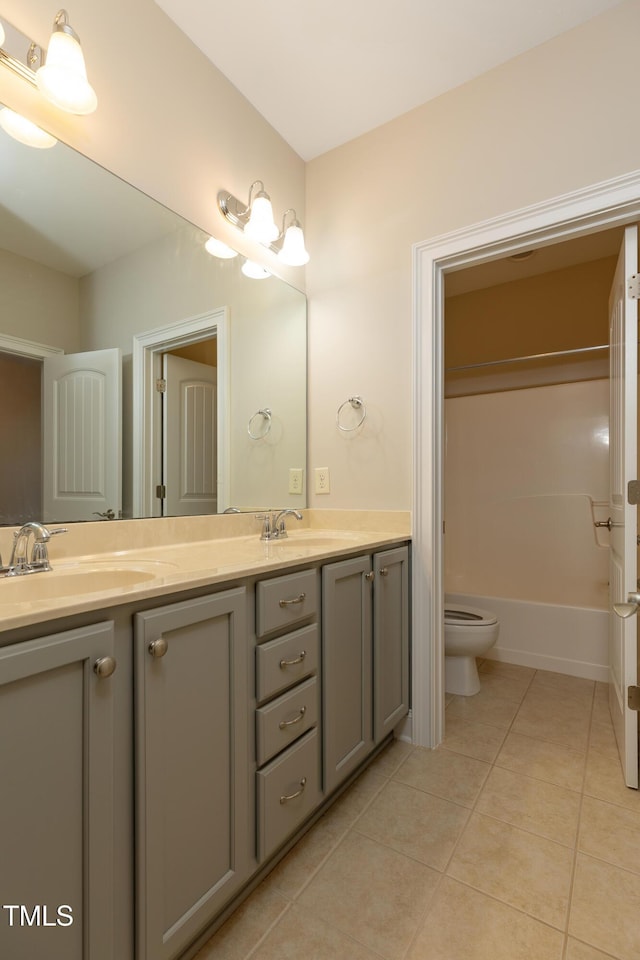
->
<box><xmin>496</xmin><ymin>732</ymin><xmax>586</xmax><ymax>792</ymax></box>
<box><xmin>394</xmin><ymin>744</ymin><xmax>490</xmax><ymax>807</ymax></box>
<box><xmin>584</xmin><ymin>750</ymin><xmax>640</xmax><ymax>813</ymax></box>
<box><xmin>447</xmin><ymin>812</ymin><xmax>574</xmax><ymax>928</ymax></box>
<box><xmin>355</xmin><ymin>779</ymin><xmax>470</xmax><ymax>871</ymax></box>
<box><xmin>531</xmin><ymin>670</ymin><xmax>595</xmax><ymax>704</ymax></box>
<box><xmin>512</xmin><ymin>696</ymin><xmax>591</xmax><ymax>752</ymax></box>
<box><xmin>569</xmin><ymin>854</ymin><xmax>640</xmax><ymax>960</ymax></box>
<box><xmin>406</xmin><ymin>877</ymin><xmax>564</xmax><ymax>960</ymax></box>
<box><xmin>592</xmin><ymin>694</ymin><xmax>612</xmax><ymax>726</ymax></box>
<box><xmin>479</xmin><ymin>659</ymin><xmax>536</xmax><ymax>681</ymax></box>
<box><xmin>268</xmin><ymin>769</ymin><xmax>385</xmax><ymax>899</ymax></box>
<box><xmin>194</xmin><ymin>881</ymin><xmax>290</xmax><ymax>960</ymax></box>
<box><xmin>589</xmin><ymin>720</ymin><xmax>619</xmax><ymax>758</ymax></box>
<box><xmin>250</xmin><ymin>903</ymin><xmax>381</xmax><ymax>960</ymax></box>
<box><xmin>476</xmin><ymin>766</ymin><xmax>581</xmax><ymax>846</ymax></box>
<box><xmin>445</xmin><ymin>690</ymin><xmax>520</xmax><ymax>729</ymax></box>
<box><xmin>566</xmin><ymin>939</ymin><xmax>619</xmax><ymax>960</ymax></box>
<box><xmin>473</xmin><ymin>671</ymin><xmax>532</xmax><ymax>703</ymax></box>
<box><xmin>443</xmin><ymin>714</ymin><xmax>507</xmax><ymax>762</ymax></box>
<box><xmin>579</xmin><ymin>796</ymin><xmax>640</xmax><ymax>875</ymax></box>
<box><xmin>297</xmin><ymin>832</ymin><xmax>440</xmax><ymax>960</ymax></box>
<box><xmin>367</xmin><ymin>736</ymin><xmax>414</xmax><ymax>778</ymax></box>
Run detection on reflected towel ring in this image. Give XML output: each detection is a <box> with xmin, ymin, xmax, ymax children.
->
<box><xmin>248</xmin><ymin>407</ymin><xmax>272</xmax><ymax>439</ymax></box>
<box><xmin>336</xmin><ymin>396</ymin><xmax>366</xmax><ymax>432</ymax></box>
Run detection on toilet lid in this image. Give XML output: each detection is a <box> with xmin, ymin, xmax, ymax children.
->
<box><xmin>444</xmin><ymin>603</ymin><xmax>498</xmax><ymax>626</ymax></box>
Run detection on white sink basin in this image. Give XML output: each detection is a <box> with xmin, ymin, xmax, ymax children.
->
<box><xmin>1</xmin><ymin>565</ymin><xmax>161</xmax><ymax>602</ymax></box>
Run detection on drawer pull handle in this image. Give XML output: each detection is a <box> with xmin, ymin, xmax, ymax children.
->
<box><xmin>279</xmin><ymin>706</ymin><xmax>307</xmax><ymax>729</ymax></box>
<box><xmin>280</xmin><ymin>777</ymin><xmax>307</xmax><ymax>804</ymax></box>
<box><xmin>279</xmin><ymin>650</ymin><xmax>307</xmax><ymax>668</ymax></box>
<box><xmin>279</xmin><ymin>593</ymin><xmax>306</xmax><ymax>608</ymax></box>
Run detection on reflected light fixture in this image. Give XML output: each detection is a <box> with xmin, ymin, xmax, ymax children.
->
<box><xmin>0</xmin><ymin>21</ymin><xmax>5</xmax><ymax>47</ymax></box>
<box><xmin>204</xmin><ymin>236</ymin><xmax>238</xmax><ymax>259</ymax></box>
<box><xmin>241</xmin><ymin>259</ymin><xmax>271</xmax><ymax>280</ymax></box>
<box><xmin>218</xmin><ymin>181</ymin><xmax>310</xmax><ymax>267</ymax></box>
<box><xmin>0</xmin><ymin>9</ymin><xmax>96</xmax><ymax>126</ymax></box>
<box><xmin>0</xmin><ymin>106</ymin><xmax>57</xmax><ymax>148</ymax></box>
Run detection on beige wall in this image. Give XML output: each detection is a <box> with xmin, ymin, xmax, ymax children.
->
<box><xmin>306</xmin><ymin>0</ymin><xmax>640</xmax><ymax>509</ymax></box>
<box><xmin>0</xmin><ymin>248</ymin><xmax>79</xmax><ymax>351</ymax></box>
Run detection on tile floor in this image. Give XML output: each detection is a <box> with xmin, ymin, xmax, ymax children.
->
<box><xmin>196</xmin><ymin>661</ymin><xmax>640</xmax><ymax>960</ymax></box>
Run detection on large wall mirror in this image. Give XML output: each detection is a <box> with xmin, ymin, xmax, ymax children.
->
<box><xmin>0</xmin><ymin>116</ymin><xmax>307</xmax><ymax>525</ymax></box>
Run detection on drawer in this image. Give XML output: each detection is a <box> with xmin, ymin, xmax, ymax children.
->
<box><xmin>256</xmin><ymin>728</ymin><xmax>322</xmax><ymax>862</ymax></box>
<box><xmin>256</xmin><ymin>569</ymin><xmax>318</xmax><ymax>638</ymax></box>
<box><xmin>256</xmin><ymin>623</ymin><xmax>319</xmax><ymax>702</ymax></box>
<box><xmin>256</xmin><ymin>676</ymin><xmax>319</xmax><ymax>766</ymax></box>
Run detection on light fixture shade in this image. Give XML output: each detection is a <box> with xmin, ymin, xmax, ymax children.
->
<box><xmin>278</xmin><ymin>222</ymin><xmax>310</xmax><ymax>266</ymax></box>
<box><xmin>204</xmin><ymin>236</ymin><xmax>238</xmax><ymax>259</ymax></box>
<box><xmin>244</xmin><ymin>192</ymin><xmax>279</xmax><ymax>244</ymax></box>
<box><xmin>0</xmin><ymin>22</ymin><xmax>5</xmax><ymax>47</ymax></box>
<box><xmin>0</xmin><ymin>107</ymin><xmax>57</xmax><ymax>148</ymax></box>
<box><xmin>36</xmin><ymin>15</ymin><xmax>97</xmax><ymax>115</ymax></box>
<box><xmin>241</xmin><ymin>259</ymin><xmax>271</xmax><ymax>280</ymax></box>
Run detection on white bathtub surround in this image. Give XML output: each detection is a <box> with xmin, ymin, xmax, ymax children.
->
<box><xmin>447</xmin><ymin>593</ymin><xmax>608</xmax><ymax>682</ymax></box>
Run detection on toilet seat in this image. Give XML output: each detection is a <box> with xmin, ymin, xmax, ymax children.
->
<box><xmin>444</xmin><ymin>603</ymin><xmax>498</xmax><ymax>627</ymax></box>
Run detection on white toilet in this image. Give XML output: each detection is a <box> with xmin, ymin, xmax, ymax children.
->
<box><xmin>444</xmin><ymin>601</ymin><xmax>500</xmax><ymax>696</ymax></box>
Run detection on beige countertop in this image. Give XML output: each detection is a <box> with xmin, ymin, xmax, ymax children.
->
<box><xmin>0</xmin><ymin>521</ymin><xmax>410</xmax><ymax>633</ymax></box>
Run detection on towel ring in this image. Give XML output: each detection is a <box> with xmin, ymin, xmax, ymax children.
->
<box><xmin>248</xmin><ymin>407</ymin><xmax>272</xmax><ymax>440</ymax></box>
<box><xmin>336</xmin><ymin>396</ymin><xmax>366</xmax><ymax>432</ymax></box>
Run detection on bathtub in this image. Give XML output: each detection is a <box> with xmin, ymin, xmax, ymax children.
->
<box><xmin>446</xmin><ymin>592</ymin><xmax>609</xmax><ymax>682</ymax></box>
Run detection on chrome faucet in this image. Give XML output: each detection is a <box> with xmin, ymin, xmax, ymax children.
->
<box><xmin>6</xmin><ymin>521</ymin><xmax>68</xmax><ymax>576</ymax></box>
<box><xmin>257</xmin><ymin>509</ymin><xmax>303</xmax><ymax>541</ymax></box>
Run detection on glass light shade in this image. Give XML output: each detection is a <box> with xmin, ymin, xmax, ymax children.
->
<box><xmin>244</xmin><ymin>193</ymin><xmax>279</xmax><ymax>244</ymax></box>
<box><xmin>204</xmin><ymin>236</ymin><xmax>238</xmax><ymax>259</ymax></box>
<box><xmin>37</xmin><ymin>29</ymin><xmax>97</xmax><ymax>115</ymax></box>
<box><xmin>0</xmin><ymin>108</ymin><xmax>57</xmax><ymax>149</ymax></box>
<box><xmin>241</xmin><ymin>259</ymin><xmax>271</xmax><ymax>280</ymax></box>
<box><xmin>278</xmin><ymin>223</ymin><xmax>310</xmax><ymax>266</ymax></box>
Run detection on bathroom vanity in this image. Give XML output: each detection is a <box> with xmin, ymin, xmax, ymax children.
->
<box><xmin>0</xmin><ymin>523</ymin><xmax>409</xmax><ymax>960</ymax></box>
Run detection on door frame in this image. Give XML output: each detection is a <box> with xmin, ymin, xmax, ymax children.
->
<box><xmin>412</xmin><ymin>169</ymin><xmax>640</xmax><ymax>749</ymax></box>
<box><xmin>132</xmin><ymin>308</ymin><xmax>230</xmax><ymax>517</ymax></box>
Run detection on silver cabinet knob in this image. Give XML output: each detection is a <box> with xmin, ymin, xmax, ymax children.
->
<box><xmin>148</xmin><ymin>637</ymin><xmax>168</xmax><ymax>658</ymax></box>
<box><xmin>365</xmin><ymin>571</ymin><xmax>374</xmax><ymax>582</ymax></box>
<box><xmin>94</xmin><ymin>656</ymin><xmax>116</xmax><ymax>678</ymax></box>
<box><xmin>379</xmin><ymin>567</ymin><xmax>389</xmax><ymax>577</ymax></box>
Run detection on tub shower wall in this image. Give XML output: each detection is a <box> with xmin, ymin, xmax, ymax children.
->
<box><xmin>444</xmin><ymin>378</ymin><xmax>610</xmax><ymax>681</ymax></box>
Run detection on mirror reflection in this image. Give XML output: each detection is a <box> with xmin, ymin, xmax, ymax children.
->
<box><xmin>0</xmin><ymin>119</ymin><xmax>307</xmax><ymax>525</ymax></box>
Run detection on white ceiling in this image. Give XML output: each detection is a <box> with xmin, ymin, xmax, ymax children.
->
<box><xmin>154</xmin><ymin>0</ymin><xmax>624</xmax><ymax>160</ymax></box>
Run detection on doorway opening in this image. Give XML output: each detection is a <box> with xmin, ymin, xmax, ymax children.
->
<box><xmin>412</xmin><ymin>170</ymin><xmax>640</xmax><ymax>755</ymax></box>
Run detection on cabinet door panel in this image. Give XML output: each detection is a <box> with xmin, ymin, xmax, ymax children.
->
<box><xmin>322</xmin><ymin>555</ymin><xmax>373</xmax><ymax>794</ymax></box>
<box><xmin>373</xmin><ymin>546</ymin><xmax>410</xmax><ymax>742</ymax></box>
<box><xmin>135</xmin><ymin>589</ymin><xmax>249</xmax><ymax>960</ymax></box>
<box><xmin>0</xmin><ymin>622</ymin><xmax>115</xmax><ymax>960</ymax></box>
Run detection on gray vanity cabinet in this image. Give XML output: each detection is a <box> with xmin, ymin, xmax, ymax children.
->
<box><xmin>322</xmin><ymin>554</ymin><xmax>374</xmax><ymax>794</ymax></box>
<box><xmin>134</xmin><ymin>588</ymin><xmax>251</xmax><ymax>960</ymax></box>
<box><xmin>0</xmin><ymin>621</ymin><xmax>116</xmax><ymax>960</ymax></box>
<box><xmin>323</xmin><ymin>545</ymin><xmax>410</xmax><ymax>794</ymax></box>
<box><xmin>373</xmin><ymin>546</ymin><xmax>410</xmax><ymax>743</ymax></box>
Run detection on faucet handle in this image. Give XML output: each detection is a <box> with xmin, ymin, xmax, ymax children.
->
<box><xmin>255</xmin><ymin>512</ymin><xmax>274</xmax><ymax>541</ymax></box>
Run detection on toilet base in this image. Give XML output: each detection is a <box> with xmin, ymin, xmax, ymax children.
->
<box><xmin>445</xmin><ymin>654</ymin><xmax>481</xmax><ymax>696</ymax></box>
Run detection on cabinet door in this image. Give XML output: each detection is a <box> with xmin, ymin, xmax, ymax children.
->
<box><xmin>135</xmin><ymin>589</ymin><xmax>249</xmax><ymax>960</ymax></box>
<box><xmin>0</xmin><ymin>621</ymin><xmax>116</xmax><ymax>960</ymax></box>
<box><xmin>373</xmin><ymin>546</ymin><xmax>410</xmax><ymax>743</ymax></box>
<box><xmin>322</xmin><ymin>555</ymin><xmax>373</xmax><ymax>794</ymax></box>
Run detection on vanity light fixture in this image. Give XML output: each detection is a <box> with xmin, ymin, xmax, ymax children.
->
<box><xmin>218</xmin><ymin>182</ymin><xmax>310</xmax><ymax>267</ymax></box>
<box><xmin>0</xmin><ymin>9</ymin><xmax>96</xmax><ymax>120</ymax></box>
<box><xmin>0</xmin><ymin>21</ymin><xmax>5</xmax><ymax>47</ymax></box>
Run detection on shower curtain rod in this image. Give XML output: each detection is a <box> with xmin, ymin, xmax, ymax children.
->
<box><xmin>446</xmin><ymin>343</ymin><xmax>609</xmax><ymax>373</ymax></box>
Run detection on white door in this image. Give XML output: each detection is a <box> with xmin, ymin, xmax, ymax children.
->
<box><xmin>43</xmin><ymin>348</ymin><xmax>121</xmax><ymax>522</ymax></box>
<box><xmin>609</xmin><ymin>224</ymin><xmax>639</xmax><ymax>789</ymax></box>
<box><xmin>163</xmin><ymin>354</ymin><xmax>217</xmax><ymax>516</ymax></box>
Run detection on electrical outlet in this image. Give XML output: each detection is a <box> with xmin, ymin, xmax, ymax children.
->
<box><xmin>314</xmin><ymin>467</ymin><xmax>330</xmax><ymax>494</ymax></box>
<box><xmin>289</xmin><ymin>467</ymin><xmax>304</xmax><ymax>494</ymax></box>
